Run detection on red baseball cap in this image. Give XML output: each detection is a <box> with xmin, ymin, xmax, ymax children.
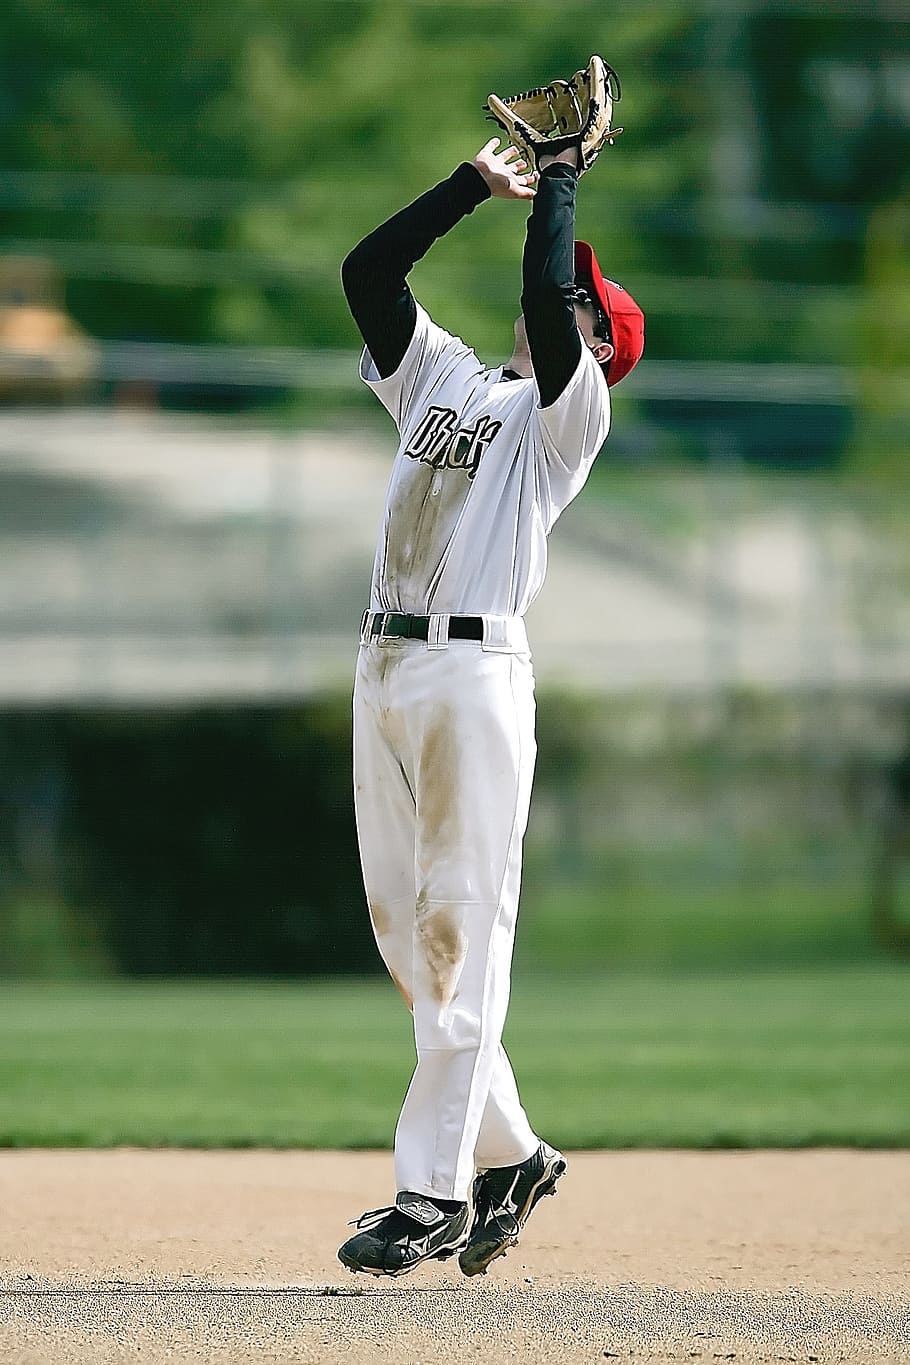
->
<box><xmin>574</xmin><ymin>240</ymin><xmax>644</xmax><ymax>386</ymax></box>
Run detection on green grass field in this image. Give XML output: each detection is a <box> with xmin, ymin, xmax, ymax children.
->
<box><xmin>517</xmin><ymin>877</ymin><xmax>888</xmax><ymax>971</ymax></box>
<box><xmin>1</xmin><ymin>968</ymin><xmax>907</xmax><ymax>1149</ymax></box>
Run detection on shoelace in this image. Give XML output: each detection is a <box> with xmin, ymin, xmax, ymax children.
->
<box><xmin>483</xmin><ymin>1195</ymin><xmax>521</xmax><ymax>1239</ymax></box>
<box><xmin>349</xmin><ymin>1205</ymin><xmax>396</xmax><ymax>1229</ymax></box>
<box><xmin>348</xmin><ymin>1204</ymin><xmax>430</xmax><ymax>1275</ymax></box>
<box><xmin>470</xmin><ymin>1182</ymin><xmax>518</xmax><ymax>1239</ymax></box>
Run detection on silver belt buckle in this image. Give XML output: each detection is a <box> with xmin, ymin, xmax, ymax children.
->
<box><xmin>376</xmin><ymin>611</ymin><xmax>397</xmax><ymax>645</ymax></box>
<box><xmin>361</xmin><ymin>610</ymin><xmax>388</xmax><ymax>645</ymax></box>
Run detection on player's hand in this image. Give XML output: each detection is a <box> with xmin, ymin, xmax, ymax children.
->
<box><xmin>471</xmin><ymin>138</ymin><xmax>538</xmax><ymax>200</ymax></box>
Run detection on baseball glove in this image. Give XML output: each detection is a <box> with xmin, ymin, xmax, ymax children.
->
<box><xmin>484</xmin><ymin>55</ymin><xmax>623</xmax><ymax>176</ymax></box>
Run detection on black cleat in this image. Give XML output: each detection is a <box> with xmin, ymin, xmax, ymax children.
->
<box><xmin>458</xmin><ymin>1142</ymin><xmax>567</xmax><ymax>1277</ymax></box>
<box><xmin>338</xmin><ymin>1191</ymin><xmax>471</xmax><ymax>1278</ymax></box>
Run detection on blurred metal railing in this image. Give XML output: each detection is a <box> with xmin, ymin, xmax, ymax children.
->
<box><xmin>6</xmin><ymin>342</ymin><xmax>905</xmax><ymax>403</ymax></box>
<box><xmin>0</xmin><ymin>406</ymin><xmax>908</xmax><ymax>703</ymax></box>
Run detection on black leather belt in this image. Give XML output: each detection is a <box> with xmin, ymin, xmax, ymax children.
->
<box><xmin>364</xmin><ymin>612</ymin><xmax>484</xmax><ymax>642</ymax></box>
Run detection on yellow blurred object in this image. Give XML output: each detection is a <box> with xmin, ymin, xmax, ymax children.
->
<box><xmin>0</xmin><ymin>256</ymin><xmax>98</xmax><ymax>401</ymax></box>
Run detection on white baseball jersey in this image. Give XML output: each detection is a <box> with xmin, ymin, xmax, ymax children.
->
<box><xmin>360</xmin><ymin>301</ymin><xmax>611</xmax><ymax>618</ymax></box>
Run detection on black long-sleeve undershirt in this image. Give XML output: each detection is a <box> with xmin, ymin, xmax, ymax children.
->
<box><xmin>520</xmin><ymin>161</ymin><xmax>582</xmax><ymax>407</ymax></box>
<box><xmin>341</xmin><ymin>162</ymin><xmax>490</xmax><ymax>379</ymax></box>
<box><xmin>341</xmin><ymin>159</ymin><xmax>581</xmax><ymax>407</ymax></box>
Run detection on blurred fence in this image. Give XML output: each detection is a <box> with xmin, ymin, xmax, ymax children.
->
<box><xmin>0</xmin><ymin>405</ymin><xmax>908</xmax><ymax>701</ymax></box>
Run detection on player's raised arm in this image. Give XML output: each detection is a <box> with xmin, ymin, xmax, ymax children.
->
<box><xmin>341</xmin><ymin>143</ymin><xmax>532</xmax><ymax>382</ymax></box>
<box><xmin>520</xmin><ymin>148</ymin><xmax>586</xmax><ymax>408</ymax></box>
<box><xmin>482</xmin><ymin>56</ymin><xmax>624</xmax><ymax>408</ymax></box>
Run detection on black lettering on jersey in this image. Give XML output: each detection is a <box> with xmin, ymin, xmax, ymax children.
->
<box><xmin>405</xmin><ymin>406</ymin><xmax>502</xmax><ymax>481</ymax></box>
<box><xmin>407</xmin><ymin>406</ymin><xmax>457</xmax><ymax>465</ymax></box>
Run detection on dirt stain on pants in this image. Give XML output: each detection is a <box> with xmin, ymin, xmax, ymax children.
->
<box><xmin>369</xmin><ymin>900</ymin><xmax>413</xmax><ymax>1011</ymax></box>
<box><xmin>416</xmin><ymin>894</ymin><xmax>467</xmax><ymax>1007</ymax></box>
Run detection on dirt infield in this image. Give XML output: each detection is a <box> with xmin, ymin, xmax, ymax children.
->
<box><xmin>0</xmin><ymin>1150</ymin><xmax>907</xmax><ymax>1364</ymax></box>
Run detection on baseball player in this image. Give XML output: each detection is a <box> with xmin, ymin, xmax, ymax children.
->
<box><xmin>337</xmin><ymin>90</ymin><xmax>644</xmax><ymax>1279</ymax></box>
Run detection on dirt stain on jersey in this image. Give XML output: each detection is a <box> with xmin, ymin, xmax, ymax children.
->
<box><xmin>384</xmin><ymin>455</ymin><xmax>472</xmax><ymax>593</ymax></box>
<box><xmin>384</xmin><ymin>464</ymin><xmax>434</xmax><ymax>596</ymax></box>
<box><xmin>416</xmin><ymin>893</ymin><xmax>466</xmax><ymax>1007</ymax></box>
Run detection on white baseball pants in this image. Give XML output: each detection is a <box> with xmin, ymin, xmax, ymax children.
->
<box><xmin>353</xmin><ymin>625</ymin><xmax>540</xmax><ymax>1202</ymax></box>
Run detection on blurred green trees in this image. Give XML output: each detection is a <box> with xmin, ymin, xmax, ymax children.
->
<box><xmin>3</xmin><ymin>0</ymin><xmax>907</xmax><ymax>378</ymax></box>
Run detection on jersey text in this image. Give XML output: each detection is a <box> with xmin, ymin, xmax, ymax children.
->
<box><xmin>405</xmin><ymin>407</ymin><xmax>502</xmax><ymax>481</ymax></box>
